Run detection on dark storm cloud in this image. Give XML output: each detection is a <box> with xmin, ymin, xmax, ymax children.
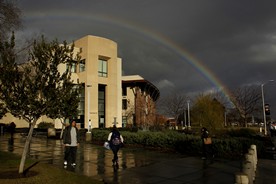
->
<box><xmin>17</xmin><ymin>0</ymin><xmax>276</xmax><ymax>117</ymax></box>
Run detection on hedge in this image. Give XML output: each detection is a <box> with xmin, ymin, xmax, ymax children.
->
<box><xmin>91</xmin><ymin>128</ymin><xmax>268</xmax><ymax>159</ymax></box>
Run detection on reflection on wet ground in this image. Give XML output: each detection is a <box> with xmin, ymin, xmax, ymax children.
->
<box><xmin>0</xmin><ymin>133</ymin><xmax>182</xmax><ymax>183</ymax></box>
<box><xmin>3</xmin><ymin>134</ymin><xmax>275</xmax><ymax>184</ymax></box>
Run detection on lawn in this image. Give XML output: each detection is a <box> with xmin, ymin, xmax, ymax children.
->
<box><xmin>0</xmin><ymin>151</ymin><xmax>103</xmax><ymax>184</ymax></box>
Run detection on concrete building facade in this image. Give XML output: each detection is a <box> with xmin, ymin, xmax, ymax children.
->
<box><xmin>1</xmin><ymin>35</ymin><xmax>160</xmax><ymax>130</ymax></box>
<box><xmin>122</xmin><ymin>75</ymin><xmax>160</xmax><ymax>129</ymax></box>
<box><xmin>72</xmin><ymin>35</ymin><xmax>122</xmax><ymax>129</ymax></box>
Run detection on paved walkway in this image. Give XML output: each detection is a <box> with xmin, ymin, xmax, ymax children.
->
<box><xmin>0</xmin><ymin>133</ymin><xmax>275</xmax><ymax>184</ymax></box>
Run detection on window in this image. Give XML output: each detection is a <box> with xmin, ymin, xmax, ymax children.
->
<box><xmin>98</xmin><ymin>91</ymin><xmax>105</xmax><ymax>112</ymax></box>
<box><xmin>122</xmin><ymin>87</ymin><xmax>127</xmax><ymax>96</ymax></box>
<box><xmin>122</xmin><ymin>116</ymin><xmax>127</xmax><ymax>128</ymax></box>
<box><xmin>98</xmin><ymin>58</ymin><xmax>107</xmax><ymax>77</ymax></box>
<box><xmin>98</xmin><ymin>85</ymin><xmax>105</xmax><ymax>128</ymax></box>
<box><xmin>79</xmin><ymin>59</ymin><xmax>85</xmax><ymax>72</ymax></box>
<box><xmin>66</xmin><ymin>62</ymin><xmax>77</xmax><ymax>73</ymax></box>
<box><xmin>122</xmin><ymin>99</ymin><xmax>127</xmax><ymax>110</ymax></box>
<box><xmin>78</xmin><ymin>87</ymin><xmax>85</xmax><ymax>115</ymax></box>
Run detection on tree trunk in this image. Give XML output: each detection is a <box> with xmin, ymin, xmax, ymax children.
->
<box><xmin>59</xmin><ymin>118</ymin><xmax>65</xmax><ymax>140</ymax></box>
<box><xmin>18</xmin><ymin>120</ymin><xmax>36</xmax><ymax>174</ymax></box>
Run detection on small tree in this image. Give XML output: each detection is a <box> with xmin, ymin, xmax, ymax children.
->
<box><xmin>0</xmin><ymin>35</ymin><xmax>81</xmax><ymax>174</ymax></box>
<box><xmin>191</xmin><ymin>94</ymin><xmax>225</xmax><ymax>131</ymax></box>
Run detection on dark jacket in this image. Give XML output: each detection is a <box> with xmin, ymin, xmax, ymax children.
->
<box><xmin>201</xmin><ymin>128</ymin><xmax>209</xmax><ymax>139</ymax></box>
<box><xmin>63</xmin><ymin>126</ymin><xmax>80</xmax><ymax>145</ymax></box>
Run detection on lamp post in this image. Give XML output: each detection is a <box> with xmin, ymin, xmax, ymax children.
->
<box><xmin>187</xmin><ymin>100</ymin><xmax>191</xmax><ymax>128</ymax></box>
<box><xmin>184</xmin><ymin>109</ymin><xmax>187</xmax><ymax>127</ymax></box>
<box><xmin>261</xmin><ymin>80</ymin><xmax>274</xmax><ymax>135</ymax></box>
<box><xmin>87</xmin><ymin>85</ymin><xmax>92</xmax><ymax>133</ymax></box>
<box><xmin>85</xmin><ymin>84</ymin><xmax>92</xmax><ymax>142</ymax></box>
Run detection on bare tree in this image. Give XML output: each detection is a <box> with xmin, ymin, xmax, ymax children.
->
<box><xmin>123</xmin><ymin>100</ymin><xmax>135</xmax><ymax>126</ymax></box>
<box><xmin>157</xmin><ymin>91</ymin><xmax>188</xmax><ymax>123</ymax></box>
<box><xmin>230</xmin><ymin>85</ymin><xmax>262</xmax><ymax>127</ymax></box>
<box><xmin>0</xmin><ymin>0</ymin><xmax>21</xmax><ymax>40</ymax></box>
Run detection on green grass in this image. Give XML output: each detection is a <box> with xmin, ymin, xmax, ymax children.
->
<box><xmin>0</xmin><ymin>151</ymin><xmax>103</xmax><ymax>184</ymax></box>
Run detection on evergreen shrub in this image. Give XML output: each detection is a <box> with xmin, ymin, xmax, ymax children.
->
<box><xmin>91</xmin><ymin>128</ymin><xmax>266</xmax><ymax>159</ymax></box>
<box><xmin>37</xmin><ymin>122</ymin><xmax>54</xmax><ymax>129</ymax></box>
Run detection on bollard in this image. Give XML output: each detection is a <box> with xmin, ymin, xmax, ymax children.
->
<box><xmin>242</xmin><ymin>161</ymin><xmax>253</xmax><ymax>184</ymax></box>
<box><xmin>235</xmin><ymin>172</ymin><xmax>249</xmax><ymax>184</ymax></box>
<box><xmin>245</xmin><ymin>153</ymin><xmax>255</xmax><ymax>181</ymax></box>
<box><xmin>250</xmin><ymin>145</ymin><xmax>257</xmax><ymax>165</ymax></box>
<box><xmin>236</xmin><ymin>145</ymin><xmax>258</xmax><ymax>184</ymax></box>
<box><xmin>248</xmin><ymin>148</ymin><xmax>256</xmax><ymax>172</ymax></box>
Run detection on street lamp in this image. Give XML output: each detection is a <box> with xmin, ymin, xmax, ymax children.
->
<box><xmin>85</xmin><ymin>84</ymin><xmax>93</xmax><ymax>142</ymax></box>
<box><xmin>87</xmin><ymin>84</ymin><xmax>92</xmax><ymax>133</ymax></box>
<box><xmin>261</xmin><ymin>80</ymin><xmax>274</xmax><ymax>135</ymax></box>
<box><xmin>187</xmin><ymin>100</ymin><xmax>191</xmax><ymax>128</ymax></box>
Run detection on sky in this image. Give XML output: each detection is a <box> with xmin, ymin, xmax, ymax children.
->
<box><xmin>16</xmin><ymin>0</ymin><xmax>276</xmax><ymax>119</ymax></box>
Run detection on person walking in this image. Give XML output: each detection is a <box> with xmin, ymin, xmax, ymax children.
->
<box><xmin>108</xmin><ymin>125</ymin><xmax>124</xmax><ymax>166</ymax></box>
<box><xmin>9</xmin><ymin>122</ymin><xmax>16</xmax><ymax>139</ymax></box>
<box><xmin>201</xmin><ymin>127</ymin><xmax>214</xmax><ymax>160</ymax></box>
<box><xmin>63</xmin><ymin>120</ymin><xmax>80</xmax><ymax>166</ymax></box>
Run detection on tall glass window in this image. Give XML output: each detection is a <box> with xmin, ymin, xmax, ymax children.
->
<box><xmin>98</xmin><ymin>58</ymin><xmax>107</xmax><ymax>77</ymax></box>
<box><xmin>122</xmin><ymin>99</ymin><xmax>127</xmax><ymax>110</ymax></box>
<box><xmin>98</xmin><ymin>85</ymin><xmax>105</xmax><ymax>128</ymax></box>
<box><xmin>79</xmin><ymin>59</ymin><xmax>85</xmax><ymax>72</ymax></box>
<box><xmin>122</xmin><ymin>116</ymin><xmax>127</xmax><ymax>128</ymax></box>
<box><xmin>122</xmin><ymin>86</ymin><xmax>127</xmax><ymax>96</ymax></box>
<box><xmin>78</xmin><ymin>86</ymin><xmax>85</xmax><ymax>115</ymax></box>
<box><xmin>66</xmin><ymin>62</ymin><xmax>77</xmax><ymax>73</ymax></box>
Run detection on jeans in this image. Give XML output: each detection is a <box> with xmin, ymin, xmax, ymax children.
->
<box><xmin>202</xmin><ymin>143</ymin><xmax>213</xmax><ymax>159</ymax></box>
<box><xmin>64</xmin><ymin>146</ymin><xmax>77</xmax><ymax>163</ymax></box>
<box><xmin>111</xmin><ymin>144</ymin><xmax>121</xmax><ymax>163</ymax></box>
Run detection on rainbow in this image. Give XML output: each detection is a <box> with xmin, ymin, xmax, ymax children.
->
<box><xmin>88</xmin><ymin>15</ymin><xmax>233</xmax><ymax>104</ymax></box>
<box><xmin>24</xmin><ymin>12</ymin><xmax>234</xmax><ymax>104</ymax></box>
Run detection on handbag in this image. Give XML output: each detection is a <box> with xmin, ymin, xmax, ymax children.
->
<box><xmin>204</xmin><ymin>137</ymin><xmax>212</xmax><ymax>145</ymax></box>
<box><xmin>103</xmin><ymin>141</ymin><xmax>110</xmax><ymax>150</ymax></box>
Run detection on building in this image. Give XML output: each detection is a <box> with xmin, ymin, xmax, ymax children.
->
<box><xmin>122</xmin><ymin>75</ymin><xmax>160</xmax><ymax>129</ymax></box>
<box><xmin>64</xmin><ymin>35</ymin><xmax>122</xmax><ymax>129</ymax></box>
<box><xmin>1</xmin><ymin>35</ymin><xmax>160</xmax><ymax>130</ymax></box>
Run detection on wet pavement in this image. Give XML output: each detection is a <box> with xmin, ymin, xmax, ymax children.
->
<box><xmin>0</xmin><ymin>133</ymin><xmax>275</xmax><ymax>184</ymax></box>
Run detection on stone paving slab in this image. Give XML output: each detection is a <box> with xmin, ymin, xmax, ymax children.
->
<box><xmin>0</xmin><ymin>133</ymin><xmax>276</xmax><ymax>184</ymax></box>
<box><xmin>113</xmin><ymin>157</ymin><xmax>241</xmax><ymax>184</ymax></box>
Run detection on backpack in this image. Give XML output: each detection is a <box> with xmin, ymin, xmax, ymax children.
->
<box><xmin>111</xmin><ymin>131</ymin><xmax>121</xmax><ymax>145</ymax></box>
